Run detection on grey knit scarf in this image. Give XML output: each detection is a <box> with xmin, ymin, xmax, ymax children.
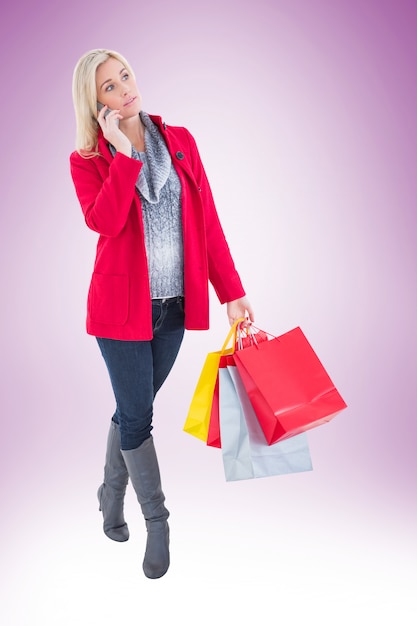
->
<box><xmin>109</xmin><ymin>112</ymin><xmax>184</xmax><ymax>298</ymax></box>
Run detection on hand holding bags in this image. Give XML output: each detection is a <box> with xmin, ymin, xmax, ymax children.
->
<box><xmin>233</xmin><ymin>326</ymin><xmax>347</xmax><ymax>445</ymax></box>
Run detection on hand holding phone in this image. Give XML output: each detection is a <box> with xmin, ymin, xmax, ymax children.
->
<box><xmin>96</xmin><ymin>102</ymin><xmax>131</xmax><ymax>155</ymax></box>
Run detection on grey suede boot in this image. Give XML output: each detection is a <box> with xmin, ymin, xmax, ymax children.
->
<box><xmin>97</xmin><ymin>421</ymin><xmax>130</xmax><ymax>542</ymax></box>
<box><xmin>121</xmin><ymin>436</ymin><xmax>170</xmax><ymax>579</ymax></box>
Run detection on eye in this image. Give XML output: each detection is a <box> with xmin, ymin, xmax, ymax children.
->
<box><xmin>122</xmin><ymin>73</ymin><xmax>129</xmax><ymax>80</ymax></box>
<box><xmin>105</xmin><ymin>84</ymin><xmax>114</xmax><ymax>92</ymax></box>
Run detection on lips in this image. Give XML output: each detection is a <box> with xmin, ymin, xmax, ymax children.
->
<box><xmin>124</xmin><ymin>96</ymin><xmax>137</xmax><ymax>107</ymax></box>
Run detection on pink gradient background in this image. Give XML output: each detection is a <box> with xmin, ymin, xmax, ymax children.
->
<box><xmin>1</xmin><ymin>0</ymin><xmax>416</xmax><ymax>623</ymax></box>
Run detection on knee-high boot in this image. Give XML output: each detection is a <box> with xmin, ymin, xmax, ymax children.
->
<box><xmin>97</xmin><ymin>421</ymin><xmax>130</xmax><ymax>542</ymax></box>
<box><xmin>121</xmin><ymin>436</ymin><xmax>170</xmax><ymax>579</ymax></box>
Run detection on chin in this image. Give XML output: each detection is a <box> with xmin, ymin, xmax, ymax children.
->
<box><xmin>124</xmin><ymin>107</ymin><xmax>141</xmax><ymax>120</ymax></box>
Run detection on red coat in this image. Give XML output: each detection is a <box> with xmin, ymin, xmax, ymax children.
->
<box><xmin>70</xmin><ymin>114</ymin><xmax>245</xmax><ymax>340</ymax></box>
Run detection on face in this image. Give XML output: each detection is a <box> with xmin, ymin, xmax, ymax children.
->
<box><xmin>95</xmin><ymin>57</ymin><xmax>142</xmax><ymax>118</ymax></box>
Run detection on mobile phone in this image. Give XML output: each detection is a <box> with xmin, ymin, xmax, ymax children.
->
<box><xmin>97</xmin><ymin>101</ymin><xmax>111</xmax><ymax>117</ymax></box>
<box><xmin>97</xmin><ymin>102</ymin><xmax>119</xmax><ymax>125</ymax></box>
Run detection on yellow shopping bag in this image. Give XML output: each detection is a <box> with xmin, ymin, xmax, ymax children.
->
<box><xmin>183</xmin><ymin>319</ymin><xmax>244</xmax><ymax>442</ymax></box>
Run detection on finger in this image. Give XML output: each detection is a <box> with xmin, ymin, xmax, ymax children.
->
<box><xmin>106</xmin><ymin>111</ymin><xmax>124</xmax><ymax>128</ymax></box>
<box><xmin>97</xmin><ymin>105</ymin><xmax>108</xmax><ymax>122</ymax></box>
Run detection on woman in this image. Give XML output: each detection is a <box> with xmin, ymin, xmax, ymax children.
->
<box><xmin>70</xmin><ymin>48</ymin><xmax>254</xmax><ymax>579</ymax></box>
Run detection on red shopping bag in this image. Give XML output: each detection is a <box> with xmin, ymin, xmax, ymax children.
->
<box><xmin>206</xmin><ymin>329</ymin><xmax>270</xmax><ymax>448</ymax></box>
<box><xmin>233</xmin><ymin>326</ymin><xmax>347</xmax><ymax>445</ymax></box>
<box><xmin>206</xmin><ymin>357</ymin><xmax>227</xmax><ymax>448</ymax></box>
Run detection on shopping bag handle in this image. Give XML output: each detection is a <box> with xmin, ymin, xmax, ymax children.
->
<box><xmin>236</xmin><ymin>322</ymin><xmax>277</xmax><ymax>350</ymax></box>
<box><xmin>220</xmin><ymin>317</ymin><xmax>246</xmax><ymax>354</ymax></box>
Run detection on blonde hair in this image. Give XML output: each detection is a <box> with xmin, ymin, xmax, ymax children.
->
<box><xmin>72</xmin><ymin>48</ymin><xmax>136</xmax><ymax>157</ymax></box>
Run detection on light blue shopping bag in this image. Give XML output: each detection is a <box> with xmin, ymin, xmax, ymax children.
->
<box><xmin>219</xmin><ymin>366</ymin><xmax>313</xmax><ymax>481</ymax></box>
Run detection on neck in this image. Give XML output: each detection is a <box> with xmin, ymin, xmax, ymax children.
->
<box><xmin>119</xmin><ymin>112</ymin><xmax>146</xmax><ymax>152</ymax></box>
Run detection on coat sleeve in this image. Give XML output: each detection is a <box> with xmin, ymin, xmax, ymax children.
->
<box><xmin>69</xmin><ymin>150</ymin><xmax>142</xmax><ymax>237</ymax></box>
<box><xmin>184</xmin><ymin>129</ymin><xmax>246</xmax><ymax>304</ymax></box>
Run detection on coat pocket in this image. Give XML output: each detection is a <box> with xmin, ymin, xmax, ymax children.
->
<box><xmin>89</xmin><ymin>273</ymin><xmax>129</xmax><ymax>326</ymax></box>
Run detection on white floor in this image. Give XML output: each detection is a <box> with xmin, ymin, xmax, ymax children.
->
<box><xmin>1</xmin><ymin>445</ymin><xmax>416</xmax><ymax>626</ymax></box>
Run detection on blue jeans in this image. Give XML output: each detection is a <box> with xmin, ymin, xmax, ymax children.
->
<box><xmin>96</xmin><ymin>297</ymin><xmax>185</xmax><ymax>450</ymax></box>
